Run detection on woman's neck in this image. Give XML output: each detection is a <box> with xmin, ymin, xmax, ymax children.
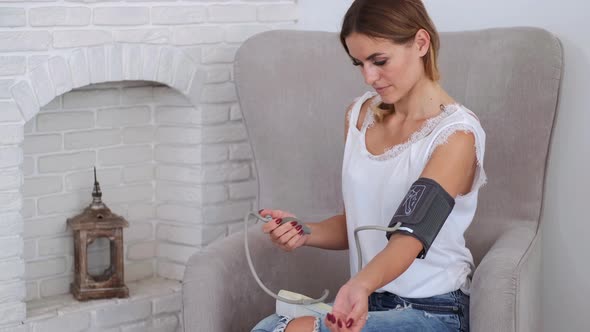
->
<box><xmin>393</xmin><ymin>78</ymin><xmax>452</xmax><ymax>121</ymax></box>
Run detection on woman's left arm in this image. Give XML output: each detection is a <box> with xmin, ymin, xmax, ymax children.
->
<box><xmin>327</xmin><ymin>131</ymin><xmax>477</xmax><ymax>331</ymax></box>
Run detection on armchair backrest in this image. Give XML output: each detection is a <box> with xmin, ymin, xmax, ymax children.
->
<box><xmin>234</xmin><ymin>28</ymin><xmax>562</xmax><ymax>265</ymax></box>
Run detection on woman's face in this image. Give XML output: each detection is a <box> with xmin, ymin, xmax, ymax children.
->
<box><xmin>345</xmin><ymin>32</ymin><xmax>426</xmax><ymax>104</ymax></box>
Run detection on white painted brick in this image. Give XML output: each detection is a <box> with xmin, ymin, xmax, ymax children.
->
<box><xmin>206</xmin><ymin>68</ymin><xmax>231</xmax><ymax>83</ymax></box>
<box><xmin>155</xmin><ymin>106</ymin><xmax>200</xmax><ymax>125</ymax></box>
<box><xmin>23</xmin><ymin>216</ymin><xmax>68</xmax><ymax>239</ymax></box>
<box><xmin>0</xmin><ymin>79</ymin><xmax>14</xmax><ymax>99</ymax></box>
<box><xmin>0</xmin><ymin>56</ymin><xmax>25</xmax><ymax>76</ymax></box>
<box><xmin>32</xmin><ymin>311</ymin><xmax>90</xmax><ymax>332</ymax></box>
<box><xmin>0</xmin><ymin>169</ymin><xmax>21</xmax><ymax>191</ymax></box>
<box><xmin>225</xmin><ymin>25</ymin><xmax>270</xmax><ymax>43</ymax></box>
<box><xmin>30</xmin><ymin>6</ymin><xmax>91</xmax><ymax>27</ymax></box>
<box><xmin>69</xmin><ymin>49</ymin><xmax>90</xmax><ymax>89</ymax></box>
<box><xmin>128</xmin><ymin>241</ymin><xmax>156</xmax><ymax>260</ymax></box>
<box><xmin>153</xmin><ymin>293</ymin><xmax>181</xmax><ymax>315</ymax></box>
<box><xmin>157</xmin><ymin>127</ymin><xmax>201</xmax><ymax>144</ymax></box>
<box><xmin>141</xmin><ymin>45</ymin><xmax>160</xmax><ymax>81</ymax></box>
<box><xmin>156</xmin><ymin>165</ymin><xmax>200</xmax><ymax>184</ymax></box>
<box><xmin>115</xmin><ymin>28</ymin><xmax>170</xmax><ymax>44</ymax></box>
<box><xmin>0</xmin><ymin>125</ymin><xmax>23</xmax><ymax>145</ymax></box>
<box><xmin>87</xmin><ymin>46</ymin><xmax>107</xmax><ymax>84</ymax></box>
<box><xmin>0</xmin><ymin>191</ymin><xmax>21</xmax><ymax>211</ymax></box>
<box><xmin>48</xmin><ymin>56</ymin><xmax>73</xmax><ymax>96</ymax></box>
<box><xmin>202</xmin><ymin>123</ymin><xmax>247</xmax><ymax>143</ymax></box>
<box><xmin>26</xmin><ymin>258</ymin><xmax>66</xmax><ymax>280</ymax></box>
<box><xmin>0</xmin><ymin>8</ymin><xmax>24</xmax><ymax>27</ymax></box>
<box><xmin>201</xmin><ymin>162</ymin><xmax>251</xmax><ymax>183</ymax></box>
<box><xmin>208</xmin><ymin>5</ymin><xmax>256</xmax><ymax>22</ymax></box>
<box><xmin>152</xmin><ymin>314</ymin><xmax>179</xmax><ymax>332</ymax></box>
<box><xmin>0</xmin><ymin>258</ymin><xmax>24</xmax><ymax>281</ymax></box>
<box><xmin>94</xmin><ymin>7</ymin><xmax>150</xmax><ymax>26</ymax></box>
<box><xmin>0</xmin><ymin>280</ymin><xmax>25</xmax><ymax>304</ymax></box>
<box><xmin>53</xmin><ymin>30</ymin><xmax>112</xmax><ymax>48</ymax></box>
<box><xmin>10</xmin><ymin>81</ymin><xmax>38</xmax><ymax>122</ymax></box>
<box><xmin>153</xmin><ymin>86</ymin><xmax>191</xmax><ymax>105</ymax></box>
<box><xmin>0</xmin><ymin>212</ymin><xmax>22</xmax><ymax>237</ymax></box>
<box><xmin>28</xmin><ymin>55</ymin><xmax>49</xmax><ymax>72</ymax></box>
<box><xmin>30</xmin><ymin>63</ymin><xmax>56</xmax><ymax>107</ymax></box>
<box><xmin>201</xmin><ymin>45</ymin><xmax>237</xmax><ymax>64</ymax></box>
<box><xmin>229</xmin><ymin>180</ymin><xmax>257</xmax><ymax>199</ymax></box>
<box><xmin>125</xmin><ymin>260</ymin><xmax>153</xmax><ymax>282</ymax></box>
<box><xmin>258</xmin><ymin>4</ymin><xmax>298</xmax><ymax>22</ymax></box>
<box><xmin>41</xmin><ymin>96</ymin><xmax>61</xmax><ymax>111</ymax></box>
<box><xmin>230</xmin><ymin>103</ymin><xmax>242</xmax><ymax>120</ymax></box>
<box><xmin>95</xmin><ymin>300</ymin><xmax>151</xmax><ymax>327</ymax></box>
<box><xmin>203</xmin><ymin>184</ymin><xmax>227</xmax><ymax>203</ymax></box>
<box><xmin>202</xmin><ymin>145</ymin><xmax>228</xmax><ymax>163</ymax></box>
<box><xmin>0</xmin><ymin>236</ymin><xmax>23</xmax><ymax>259</ymax></box>
<box><xmin>172</xmin><ymin>52</ymin><xmax>195</xmax><ymax>93</ymax></box>
<box><xmin>107</xmin><ymin>43</ymin><xmax>123</xmax><ymax>81</ymax></box>
<box><xmin>200</xmin><ymin>82</ymin><xmax>237</xmax><ymax>103</ymax></box>
<box><xmin>102</xmin><ymin>184</ymin><xmax>152</xmax><ymax>203</ymax></box>
<box><xmin>172</xmin><ymin>26</ymin><xmax>224</xmax><ymax>45</ymax></box>
<box><xmin>156</xmin><ymin>47</ymin><xmax>175</xmax><ymax>85</ymax></box>
<box><xmin>202</xmin><ymin>201</ymin><xmax>251</xmax><ymax>224</ymax></box>
<box><xmin>26</xmin><ymin>280</ymin><xmax>38</xmax><ymax>301</ymax></box>
<box><xmin>154</xmin><ymin>145</ymin><xmax>200</xmax><ymax>164</ymax></box>
<box><xmin>21</xmin><ymin>199</ymin><xmax>35</xmax><ymax>218</ymax></box>
<box><xmin>63</xmin><ymin>88</ymin><xmax>119</xmax><ymax>109</ymax></box>
<box><xmin>122</xmin><ymin>86</ymin><xmax>153</xmax><ymax>105</ymax></box>
<box><xmin>23</xmin><ymin>176</ymin><xmax>62</xmax><ymax>197</ymax></box>
<box><xmin>22</xmin><ymin>239</ymin><xmax>34</xmax><ymax>260</ymax></box>
<box><xmin>156</xmin><ymin>204</ymin><xmax>201</xmax><ymax>223</ymax></box>
<box><xmin>186</xmin><ymin>69</ymin><xmax>207</xmax><ymax>107</ymax></box>
<box><xmin>123</xmin><ymin>164</ymin><xmax>153</xmax><ymax>183</ymax></box>
<box><xmin>182</xmin><ymin>46</ymin><xmax>201</xmax><ymax>64</ymax></box>
<box><xmin>23</xmin><ymin>119</ymin><xmax>34</xmax><ymax>134</ymax></box>
<box><xmin>98</xmin><ymin>145</ymin><xmax>152</xmax><ymax>166</ymax></box>
<box><xmin>120</xmin><ymin>321</ymin><xmax>147</xmax><ymax>332</ymax></box>
<box><xmin>37</xmin><ymin>191</ymin><xmax>87</xmax><ymax>214</ymax></box>
<box><xmin>123</xmin><ymin>44</ymin><xmax>142</xmax><ymax>80</ymax></box>
<box><xmin>157</xmin><ymin>223</ymin><xmax>225</xmax><ymax>247</ymax></box>
<box><xmin>38</xmin><ymin>151</ymin><xmax>95</xmax><ymax>174</ymax></box>
<box><xmin>123</xmin><ymin>126</ymin><xmax>154</xmax><ymax>144</ymax></box>
<box><xmin>156</xmin><ymin>261</ymin><xmax>184</xmax><ymax>280</ymax></box>
<box><xmin>126</xmin><ymin>203</ymin><xmax>155</xmax><ymax>220</ymax></box>
<box><xmin>152</xmin><ymin>6</ymin><xmax>206</xmax><ymax>25</ymax></box>
<box><xmin>38</xmin><ymin>236</ymin><xmax>72</xmax><ymax>256</ymax></box>
<box><xmin>0</xmin><ymin>302</ymin><xmax>26</xmax><ymax>327</ymax></box>
<box><xmin>0</xmin><ymin>147</ymin><xmax>22</xmax><ymax>169</ymax></box>
<box><xmin>0</xmin><ymin>31</ymin><xmax>51</xmax><ymax>51</ymax></box>
<box><xmin>202</xmin><ymin>104</ymin><xmax>231</xmax><ymax>124</ymax></box>
<box><xmin>157</xmin><ymin>243</ymin><xmax>197</xmax><ymax>264</ymax></box>
<box><xmin>36</xmin><ymin>111</ymin><xmax>93</xmax><ymax>132</ymax></box>
<box><xmin>97</xmin><ymin>106</ymin><xmax>150</xmax><ymax>127</ymax></box>
<box><xmin>64</xmin><ymin>129</ymin><xmax>121</xmax><ymax>149</ymax></box>
<box><xmin>229</xmin><ymin>142</ymin><xmax>253</xmax><ymax>160</ymax></box>
<box><xmin>65</xmin><ymin>168</ymin><xmax>121</xmax><ymax>190</ymax></box>
<box><xmin>156</xmin><ymin>183</ymin><xmax>201</xmax><ymax>203</ymax></box>
<box><xmin>125</xmin><ymin>222</ymin><xmax>153</xmax><ymax>242</ymax></box>
<box><xmin>24</xmin><ymin>134</ymin><xmax>62</xmax><ymax>154</ymax></box>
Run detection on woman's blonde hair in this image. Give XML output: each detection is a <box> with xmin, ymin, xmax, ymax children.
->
<box><xmin>340</xmin><ymin>0</ymin><xmax>441</xmax><ymax>122</ymax></box>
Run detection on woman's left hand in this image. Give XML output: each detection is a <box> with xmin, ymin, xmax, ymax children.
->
<box><xmin>325</xmin><ymin>280</ymin><xmax>371</xmax><ymax>332</ymax></box>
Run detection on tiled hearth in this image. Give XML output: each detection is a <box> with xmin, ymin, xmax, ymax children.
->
<box><xmin>0</xmin><ymin>1</ymin><xmax>298</xmax><ymax>331</ymax></box>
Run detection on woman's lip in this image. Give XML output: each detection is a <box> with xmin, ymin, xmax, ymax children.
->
<box><xmin>374</xmin><ymin>86</ymin><xmax>389</xmax><ymax>92</ymax></box>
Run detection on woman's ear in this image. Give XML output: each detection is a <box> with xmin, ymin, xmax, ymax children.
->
<box><xmin>414</xmin><ymin>29</ymin><xmax>431</xmax><ymax>57</ymax></box>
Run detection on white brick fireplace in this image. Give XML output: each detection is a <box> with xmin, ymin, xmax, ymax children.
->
<box><xmin>0</xmin><ymin>1</ymin><xmax>298</xmax><ymax>331</ymax></box>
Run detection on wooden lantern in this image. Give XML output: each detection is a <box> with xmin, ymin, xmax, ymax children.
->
<box><xmin>67</xmin><ymin>168</ymin><xmax>129</xmax><ymax>301</ymax></box>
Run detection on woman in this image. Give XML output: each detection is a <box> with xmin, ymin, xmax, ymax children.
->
<box><xmin>253</xmin><ymin>0</ymin><xmax>486</xmax><ymax>331</ymax></box>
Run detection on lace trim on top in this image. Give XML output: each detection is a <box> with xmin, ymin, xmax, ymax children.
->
<box><xmin>361</xmin><ymin>96</ymin><xmax>462</xmax><ymax>161</ymax></box>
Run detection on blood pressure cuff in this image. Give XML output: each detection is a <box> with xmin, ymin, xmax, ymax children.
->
<box><xmin>385</xmin><ymin>177</ymin><xmax>455</xmax><ymax>259</ymax></box>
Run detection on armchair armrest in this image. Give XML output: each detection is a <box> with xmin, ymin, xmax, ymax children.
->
<box><xmin>182</xmin><ymin>227</ymin><xmax>349</xmax><ymax>332</ymax></box>
<box><xmin>470</xmin><ymin>223</ymin><xmax>541</xmax><ymax>332</ymax></box>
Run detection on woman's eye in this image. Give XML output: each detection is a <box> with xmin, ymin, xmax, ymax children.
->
<box><xmin>352</xmin><ymin>60</ymin><xmax>363</xmax><ymax>66</ymax></box>
<box><xmin>374</xmin><ymin>60</ymin><xmax>387</xmax><ymax>66</ymax></box>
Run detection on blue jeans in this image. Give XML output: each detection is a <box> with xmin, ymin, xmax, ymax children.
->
<box><xmin>252</xmin><ymin>290</ymin><xmax>469</xmax><ymax>332</ymax></box>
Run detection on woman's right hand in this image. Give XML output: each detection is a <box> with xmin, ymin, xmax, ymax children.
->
<box><xmin>259</xmin><ymin>209</ymin><xmax>309</xmax><ymax>252</ymax></box>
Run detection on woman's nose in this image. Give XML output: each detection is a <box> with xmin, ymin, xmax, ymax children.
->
<box><xmin>362</xmin><ymin>66</ymin><xmax>379</xmax><ymax>85</ymax></box>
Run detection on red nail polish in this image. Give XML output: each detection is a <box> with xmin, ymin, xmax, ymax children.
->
<box><xmin>275</xmin><ymin>219</ymin><xmax>281</xmax><ymax>224</ymax></box>
<box><xmin>337</xmin><ymin>319</ymin><xmax>342</xmax><ymax>328</ymax></box>
<box><xmin>298</xmin><ymin>230</ymin><xmax>303</xmax><ymax>235</ymax></box>
<box><xmin>346</xmin><ymin>318</ymin><xmax>353</xmax><ymax>328</ymax></box>
<box><xmin>295</xmin><ymin>225</ymin><xmax>302</xmax><ymax>231</ymax></box>
<box><xmin>258</xmin><ymin>209</ymin><xmax>264</xmax><ymax>214</ymax></box>
<box><xmin>290</xmin><ymin>221</ymin><xmax>297</xmax><ymax>226</ymax></box>
<box><xmin>327</xmin><ymin>313</ymin><xmax>335</xmax><ymax>323</ymax></box>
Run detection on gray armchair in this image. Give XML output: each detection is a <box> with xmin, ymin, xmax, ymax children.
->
<box><xmin>182</xmin><ymin>28</ymin><xmax>562</xmax><ymax>332</ymax></box>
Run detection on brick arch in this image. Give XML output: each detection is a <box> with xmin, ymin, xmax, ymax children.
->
<box><xmin>9</xmin><ymin>43</ymin><xmax>206</xmax><ymax>125</ymax></box>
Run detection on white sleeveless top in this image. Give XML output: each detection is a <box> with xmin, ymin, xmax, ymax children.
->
<box><xmin>342</xmin><ymin>92</ymin><xmax>487</xmax><ymax>298</ymax></box>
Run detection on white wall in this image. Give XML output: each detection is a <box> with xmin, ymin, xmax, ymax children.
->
<box><xmin>300</xmin><ymin>1</ymin><xmax>590</xmax><ymax>330</ymax></box>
